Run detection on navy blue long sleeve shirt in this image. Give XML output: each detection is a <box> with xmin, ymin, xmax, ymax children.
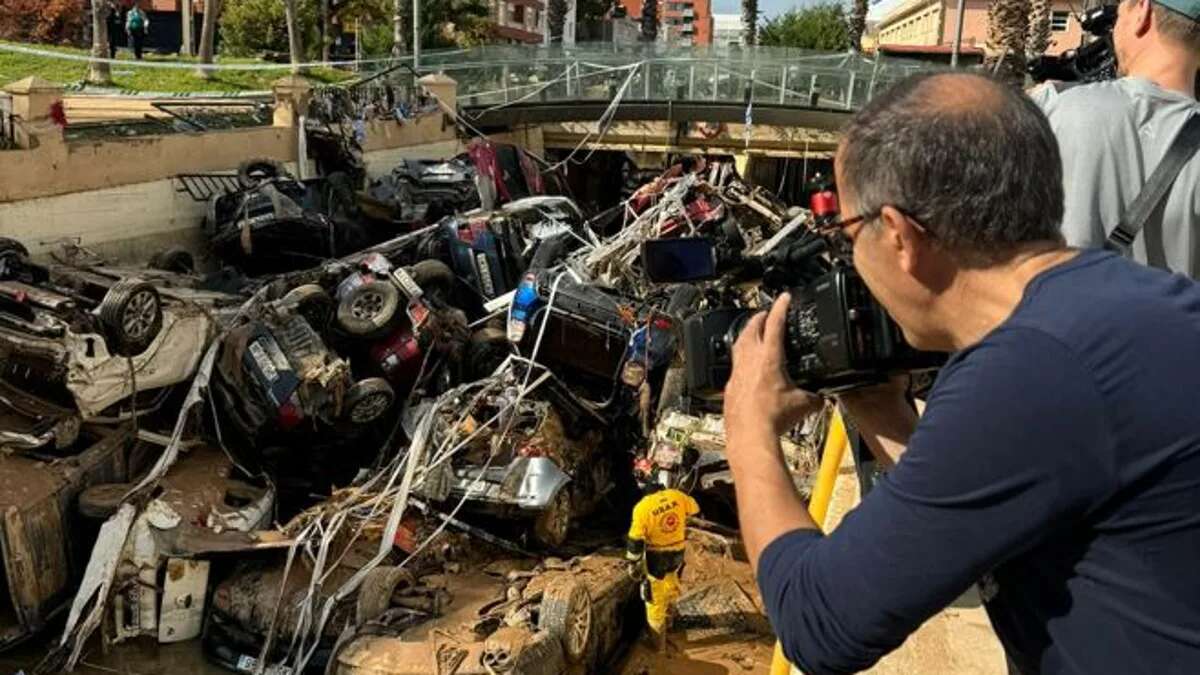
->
<box><xmin>758</xmin><ymin>250</ymin><xmax>1200</xmax><ymax>674</ymax></box>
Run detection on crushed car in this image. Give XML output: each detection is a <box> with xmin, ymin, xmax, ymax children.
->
<box><xmin>0</xmin><ymin>238</ymin><xmax>236</xmax><ymax>450</ymax></box>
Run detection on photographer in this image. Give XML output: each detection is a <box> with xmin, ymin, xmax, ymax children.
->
<box><xmin>1029</xmin><ymin>0</ymin><xmax>1199</xmax><ymax>274</ymax></box>
<box><xmin>725</xmin><ymin>72</ymin><xmax>1200</xmax><ymax>674</ymax></box>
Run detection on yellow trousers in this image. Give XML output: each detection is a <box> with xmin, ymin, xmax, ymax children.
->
<box><xmin>643</xmin><ymin>568</ymin><xmax>681</xmax><ymax>631</ymax></box>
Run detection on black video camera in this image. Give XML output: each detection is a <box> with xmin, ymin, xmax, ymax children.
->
<box><xmin>640</xmin><ymin>190</ymin><xmax>944</xmax><ymax>395</ymax></box>
<box><xmin>1028</xmin><ymin>5</ymin><xmax>1118</xmax><ymax>83</ymax></box>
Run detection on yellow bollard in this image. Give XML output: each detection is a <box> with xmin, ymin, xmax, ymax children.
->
<box><xmin>769</xmin><ymin>408</ymin><xmax>849</xmax><ymax>675</ymax></box>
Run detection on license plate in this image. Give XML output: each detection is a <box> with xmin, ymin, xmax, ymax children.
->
<box><xmin>248</xmin><ymin>342</ymin><xmax>278</xmax><ymax>382</ymax></box>
<box><xmin>391</xmin><ymin>268</ymin><xmax>424</xmax><ymax>300</ymax></box>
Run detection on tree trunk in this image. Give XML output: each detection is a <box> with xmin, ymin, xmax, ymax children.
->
<box><xmin>182</xmin><ymin>0</ymin><xmax>194</xmax><ymax>56</ymax></box>
<box><xmin>283</xmin><ymin>0</ymin><xmax>304</xmax><ymax>73</ymax></box>
<box><xmin>87</xmin><ymin>0</ymin><xmax>112</xmax><ymax>86</ymax></box>
<box><xmin>849</xmin><ymin>0</ymin><xmax>868</xmax><ymax>52</ymax></box>
<box><xmin>321</xmin><ymin>0</ymin><xmax>330</xmax><ymax>62</ymax></box>
<box><xmin>985</xmin><ymin>0</ymin><xmax>1030</xmax><ymax>86</ymax></box>
<box><xmin>196</xmin><ymin>0</ymin><xmax>221</xmax><ymax>79</ymax></box>
<box><xmin>392</xmin><ymin>0</ymin><xmax>407</xmax><ymax>57</ymax></box>
<box><xmin>741</xmin><ymin>0</ymin><xmax>757</xmax><ymax>45</ymax></box>
<box><xmin>548</xmin><ymin>0</ymin><xmax>567</xmax><ymax>43</ymax></box>
<box><xmin>1026</xmin><ymin>0</ymin><xmax>1051</xmax><ymax>58</ymax></box>
<box><xmin>640</xmin><ymin>0</ymin><xmax>658</xmax><ymax>42</ymax></box>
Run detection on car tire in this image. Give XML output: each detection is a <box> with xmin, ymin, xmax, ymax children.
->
<box><xmin>336</xmin><ymin>280</ymin><xmax>400</xmax><ymax>338</ymax></box>
<box><xmin>149</xmin><ymin>247</ymin><xmax>195</xmax><ymax>274</ymax></box>
<box><xmin>99</xmin><ymin>279</ymin><xmax>163</xmax><ymax>356</ymax></box>
<box><xmin>282</xmin><ymin>284</ymin><xmax>334</xmax><ymax>330</ymax></box>
<box><xmin>0</xmin><ymin>238</ymin><xmax>29</xmax><ymax>280</ymax></box>
<box><xmin>465</xmin><ymin>326</ymin><xmax>511</xmax><ymax>380</ymax></box>
<box><xmin>409</xmin><ymin>260</ymin><xmax>455</xmax><ymax>300</ymax></box>
<box><xmin>78</xmin><ymin>483</ymin><xmax>132</xmax><ymax>520</ymax></box>
<box><xmin>533</xmin><ymin>488</ymin><xmax>572</xmax><ymax>549</ymax></box>
<box><xmin>344</xmin><ymin>378</ymin><xmax>395</xmax><ymax>424</ymax></box>
<box><xmin>0</xmin><ymin>237</ymin><xmax>29</xmax><ymax>259</ymax></box>
<box><xmin>538</xmin><ymin>577</ymin><xmax>593</xmax><ymax>665</ymax></box>
<box><xmin>237</xmin><ymin>158</ymin><xmax>286</xmax><ymax>188</ymax></box>
<box><xmin>356</xmin><ymin>565</ymin><xmax>415</xmax><ymax>625</ymax></box>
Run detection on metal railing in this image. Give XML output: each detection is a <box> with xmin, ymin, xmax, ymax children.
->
<box><xmin>376</xmin><ymin>42</ymin><xmax>939</xmax><ymax>113</ymax></box>
<box><xmin>0</xmin><ymin>94</ymin><xmax>17</xmax><ymax>150</ymax></box>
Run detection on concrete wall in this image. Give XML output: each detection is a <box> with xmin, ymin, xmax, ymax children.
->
<box><xmin>0</xmin><ymin>74</ymin><xmax>485</xmax><ymax>264</ymax></box>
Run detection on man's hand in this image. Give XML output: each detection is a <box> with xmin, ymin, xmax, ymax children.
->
<box><xmin>836</xmin><ymin>374</ymin><xmax>917</xmax><ymax>468</ymax></box>
<box><xmin>723</xmin><ymin>294</ymin><xmax>823</xmax><ymax>441</ymax></box>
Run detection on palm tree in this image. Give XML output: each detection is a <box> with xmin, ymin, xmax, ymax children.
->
<box><xmin>1026</xmin><ymin>0</ymin><xmax>1051</xmax><ymax>58</ymax></box>
<box><xmin>196</xmin><ymin>0</ymin><xmax>222</xmax><ymax>79</ymax></box>
<box><xmin>985</xmin><ymin>0</ymin><xmax>1030</xmax><ymax>85</ymax></box>
<box><xmin>549</xmin><ymin>0</ymin><xmax>568</xmax><ymax>43</ymax></box>
<box><xmin>392</xmin><ymin>0</ymin><xmax>408</xmax><ymax>57</ymax></box>
<box><xmin>641</xmin><ymin>0</ymin><xmax>658</xmax><ymax>42</ymax></box>
<box><xmin>849</xmin><ymin>0</ymin><xmax>868</xmax><ymax>52</ymax></box>
<box><xmin>741</xmin><ymin>0</ymin><xmax>757</xmax><ymax>45</ymax></box>
<box><xmin>87</xmin><ymin>0</ymin><xmax>112</xmax><ymax>85</ymax></box>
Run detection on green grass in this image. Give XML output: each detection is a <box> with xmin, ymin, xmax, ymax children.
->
<box><xmin>0</xmin><ymin>40</ymin><xmax>354</xmax><ymax>93</ymax></box>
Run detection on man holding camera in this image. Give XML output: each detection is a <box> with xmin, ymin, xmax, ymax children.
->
<box><xmin>725</xmin><ymin>72</ymin><xmax>1200</xmax><ymax>674</ymax></box>
<box><xmin>1030</xmin><ymin>0</ymin><xmax>1199</xmax><ymax>275</ymax></box>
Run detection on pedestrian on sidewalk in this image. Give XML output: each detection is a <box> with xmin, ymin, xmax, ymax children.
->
<box><xmin>125</xmin><ymin>3</ymin><xmax>150</xmax><ymax>61</ymax></box>
<box><xmin>105</xmin><ymin>1</ymin><xmax>123</xmax><ymax>59</ymax></box>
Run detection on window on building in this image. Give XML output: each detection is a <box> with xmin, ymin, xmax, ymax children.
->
<box><xmin>512</xmin><ymin>3</ymin><xmax>525</xmax><ymax>24</ymax></box>
<box><xmin>1050</xmin><ymin>10</ymin><xmax>1069</xmax><ymax>31</ymax></box>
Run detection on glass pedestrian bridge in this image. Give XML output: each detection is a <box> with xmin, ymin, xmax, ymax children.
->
<box><xmin>405</xmin><ymin>43</ymin><xmax>939</xmax><ymax>112</ymax></box>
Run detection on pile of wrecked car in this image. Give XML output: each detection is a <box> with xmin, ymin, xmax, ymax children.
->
<box><xmin>0</xmin><ymin>149</ymin><xmax>829</xmax><ymax>675</ymax></box>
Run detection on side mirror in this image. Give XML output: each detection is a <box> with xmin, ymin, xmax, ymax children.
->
<box><xmin>641</xmin><ymin>237</ymin><xmax>718</xmax><ymax>283</ymax></box>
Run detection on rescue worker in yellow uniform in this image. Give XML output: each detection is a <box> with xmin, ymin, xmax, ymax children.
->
<box><xmin>626</xmin><ymin>481</ymin><xmax>701</xmax><ymax>651</ymax></box>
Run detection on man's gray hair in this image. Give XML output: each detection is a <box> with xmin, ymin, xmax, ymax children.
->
<box><xmin>838</xmin><ymin>72</ymin><xmax>1064</xmax><ymax>262</ymax></box>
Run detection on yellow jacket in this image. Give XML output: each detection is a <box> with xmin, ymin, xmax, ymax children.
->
<box><xmin>627</xmin><ymin>488</ymin><xmax>700</xmax><ymax>553</ymax></box>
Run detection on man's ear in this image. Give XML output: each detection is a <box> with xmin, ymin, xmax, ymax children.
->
<box><xmin>1136</xmin><ymin>0</ymin><xmax>1154</xmax><ymax>36</ymax></box>
<box><xmin>878</xmin><ymin>205</ymin><xmax>923</xmax><ymax>273</ymax></box>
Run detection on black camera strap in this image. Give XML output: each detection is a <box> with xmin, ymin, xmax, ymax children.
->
<box><xmin>1105</xmin><ymin>114</ymin><xmax>1200</xmax><ymax>268</ymax></box>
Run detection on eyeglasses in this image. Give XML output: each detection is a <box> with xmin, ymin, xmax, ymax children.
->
<box><xmin>813</xmin><ymin>206</ymin><xmax>931</xmax><ymax>263</ymax></box>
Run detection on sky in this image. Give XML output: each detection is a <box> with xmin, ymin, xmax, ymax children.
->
<box><xmin>709</xmin><ymin>0</ymin><xmax>904</xmax><ymax>23</ymax></box>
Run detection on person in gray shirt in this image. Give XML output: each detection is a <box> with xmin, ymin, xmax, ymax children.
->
<box><xmin>1030</xmin><ymin>0</ymin><xmax>1200</xmax><ymax>275</ymax></box>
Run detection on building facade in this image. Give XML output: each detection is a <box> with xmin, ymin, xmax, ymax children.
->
<box><xmin>490</xmin><ymin>0</ymin><xmax>545</xmax><ymax>43</ymax></box>
<box><xmin>711</xmin><ymin>13</ymin><xmax>743</xmax><ymax>47</ymax></box>
<box><xmin>875</xmin><ymin>0</ymin><xmax>1083</xmax><ymax>56</ymax></box>
<box><xmin>618</xmin><ymin>0</ymin><xmax>713</xmax><ymax>45</ymax></box>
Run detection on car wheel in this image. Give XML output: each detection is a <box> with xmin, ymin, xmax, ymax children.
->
<box><xmin>466</xmin><ymin>326</ymin><xmax>511</xmax><ymax>380</ymax></box>
<box><xmin>78</xmin><ymin>483</ymin><xmax>132</xmax><ymax>520</ymax></box>
<box><xmin>336</xmin><ymin>280</ymin><xmax>400</xmax><ymax>338</ymax></box>
<box><xmin>538</xmin><ymin>577</ymin><xmax>592</xmax><ymax>665</ymax></box>
<box><xmin>237</xmin><ymin>158</ymin><xmax>286</xmax><ymax>188</ymax></box>
<box><xmin>409</xmin><ymin>260</ymin><xmax>456</xmax><ymax>300</ymax></box>
<box><xmin>99</xmin><ymin>279</ymin><xmax>163</xmax><ymax>356</ymax></box>
<box><xmin>344</xmin><ymin>378</ymin><xmax>395</xmax><ymax>424</ymax></box>
<box><xmin>0</xmin><ymin>237</ymin><xmax>29</xmax><ymax>279</ymax></box>
<box><xmin>149</xmin><ymin>247</ymin><xmax>195</xmax><ymax>274</ymax></box>
<box><xmin>356</xmin><ymin>565</ymin><xmax>415</xmax><ymax>625</ymax></box>
<box><xmin>533</xmin><ymin>489</ymin><xmax>572</xmax><ymax>549</ymax></box>
<box><xmin>0</xmin><ymin>237</ymin><xmax>29</xmax><ymax>259</ymax></box>
<box><xmin>281</xmin><ymin>284</ymin><xmax>334</xmax><ymax>330</ymax></box>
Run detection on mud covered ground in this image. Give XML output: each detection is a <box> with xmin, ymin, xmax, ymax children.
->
<box><xmin>1</xmin><ymin>452</ymin><xmax>1006</xmax><ymax>675</ymax></box>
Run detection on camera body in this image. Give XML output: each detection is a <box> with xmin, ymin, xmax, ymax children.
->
<box><xmin>682</xmin><ymin>266</ymin><xmax>943</xmax><ymax>395</ymax></box>
<box><xmin>1028</xmin><ymin>5</ymin><xmax>1118</xmax><ymax>83</ymax></box>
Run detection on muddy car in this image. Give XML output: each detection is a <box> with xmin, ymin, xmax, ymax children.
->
<box><xmin>0</xmin><ymin>422</ymin><xmax>131</xmax><ymax>651</ymax></box>
<box><xmin>205</xmin><ymin>161</ymin><xmax>365</xmax><ymax>275</ymax></box>
<box><xmin>417</xmin><ymin>378</ymin><xmax>611</xmax><ymax>548</ymax></box>
<box><xmin>0</xmin><ymin>239</ymin><xmax>230</xmax><ymax>450</ymax></box>
<box><xmin>332</xmin><ymin>554</ymin><xmax>640</xmax><ymax>675</ymax></box>
<box><xmin>366</xmin><ymin>157</ymin><xmax>480</xmax><ymax>224</ymax></box>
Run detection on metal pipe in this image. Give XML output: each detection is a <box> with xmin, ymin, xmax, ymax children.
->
<box><xmin>950</xmin><ymin>0</ymin><xmax>966</xmax><ymax>68</ymax></box>
<box><xmin>413</xmin><ymin>0</ymin><xmax>421</xmax><ymax>70</ymax></box>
